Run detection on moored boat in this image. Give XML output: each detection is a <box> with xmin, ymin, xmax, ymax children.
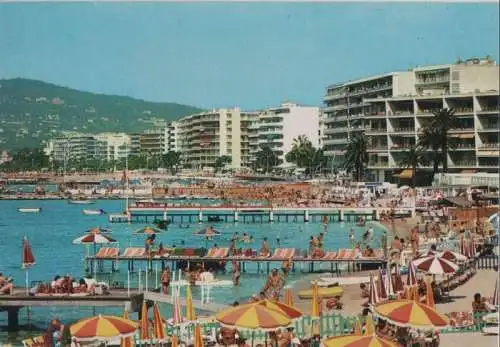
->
<box><xmin>83</xmin><ymin>209</ymin><xmax>105</xmax><ymax>215</ymax></box>
<box><xmin>18</xmin><ymin>207</ymin><xmax>41</xmax><ymax>213</ymax></box>
<box><xmin>68</xmin><ymin>199</ymin><xmax>95</xmax><ymax>205</ymax></box>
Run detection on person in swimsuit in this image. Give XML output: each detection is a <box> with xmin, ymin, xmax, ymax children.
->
<box><xmin>281</xmin><ymin>258</ymin><xmax>292</xmax><ymax>276</ymax></box>
<box><xmin>232</xmin><ymin>260</ymin><xmax>241</xmax><ymax>286</ymax></box>
<box><xmin>260</xmin><ymin>237</ymin><xmax>270</xmax><ymax>256</ymax></box>
<box><xmin>263</xmin><ymin>268</ymin><xmax>284</xmax><ymax>300</ymax></box>
<box><xmin>161</xmin><ymin>267</ymin><xmax>171</xmax><ymax>294</ymax></box>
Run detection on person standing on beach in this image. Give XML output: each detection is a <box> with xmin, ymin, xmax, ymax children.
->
<box><xmin>232</xmin><ymin>259</ymin><xmax>241</xmax><ymax>285</ymax></box>
<box><xmin>161</xmin><ymin>267</ymin><xmax>171</xmax><ymax>294</ymax></box>
<box><xmin>260</xmin><ymin>237</ymin><xmax>270</xmax><ymax>256</ymax></box>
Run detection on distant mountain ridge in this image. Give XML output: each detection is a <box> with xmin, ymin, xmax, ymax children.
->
<box><xmin>0</xmin><ymin>78</ymin><xmax>204</xmax><ymax>150</ymax></box>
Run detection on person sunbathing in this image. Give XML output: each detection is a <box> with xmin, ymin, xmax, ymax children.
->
<box><xmin>0</xmin><ymin>277</ymin><xmax>13</xmax><ymax>295</ymax></box>
<box><xmin>72</xmin><ymin>279</ymin><xmax>89</xmax><ymax>294</ymax></box>
<box><xmin>51</xmin><ymin>276</ymin><xmax>64</xmax><ymax>293</ymax></box>
<box><xmin>360</xmin><ymin>283</ymin><xmax>369</xmax><ymax>298</ymax></box>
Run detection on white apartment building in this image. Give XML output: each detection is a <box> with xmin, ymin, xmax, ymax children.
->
<box><xmin>322</xmin><ymin>57</ymin><xmax>500</xmax><ymax>181</ymax></box>
<box><xmin>166</xmin><ymin>122</ymin><xmax>179</xmax><ymax>152</ymax></box>
<box><xmin>257</xmin><ymin>102</ymin><xmax>320</xmax><ymax>166</ymax></box>
<box><xmin>177</xmin><ymin>108</ymin><xmax>246</xmax><ymax>169</ymax></box>
<box><xmin>45</xmin><ymin>134</ymin><xmax>107</xmax><ymax>163</ymax></box>
<box><xmin>96</xmin><ymin>132</ymin><xmax>131</xmax><ymax>161</ymax></box>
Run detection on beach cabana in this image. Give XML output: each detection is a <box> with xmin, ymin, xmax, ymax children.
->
<box><xmin>321</xmin><ymin>334</ymin><xmax>397</xmax><ymax>347</ymax></box>
<box><xmin>70</xmin><ymin>315</ymin><xmax>138</xmax><ymax>342</ymax></box>
<box><xmin>372</xmin><ymin>299</ymin><xmax>449</xmax><ymax>329</ymax></box>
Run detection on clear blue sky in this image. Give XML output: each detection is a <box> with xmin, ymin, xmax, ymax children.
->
<box><xmin>0</xmin><ymin>2</ymin><xmax>498</xmax><ymax>109</ymax></box>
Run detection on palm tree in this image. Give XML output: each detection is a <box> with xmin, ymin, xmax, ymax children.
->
<box><xmin>214</xmin><ymin>155</ymin><xmax>232</xmax><ymax>173</ymax></box>
<box><xmin>343</xmin><ymin>133</ymin><xmax>368</xmax><ymax>181</ymax></box>
<box><xmin>398</xmin><ymin>145</ymin><xmax>427</xmax><ymax>188</ymax></box>
<box><xmin>161</xmin><ymin>151</ymin><xmax>181</xmax><ymax>174</ymax></box>
<box><xmin>254</xmin><ymin>146</ymin><xmax>280</xmax><ymax>173</ymax></box>
<box><xmin>428</xmin><ymin>108</ymin><xmax>459</xmax><ymax>173</ymax></box>
<box><xmin>418</xmin><ymin>126</ymin><xmax>442</xmax><ymax>175</ymax></box>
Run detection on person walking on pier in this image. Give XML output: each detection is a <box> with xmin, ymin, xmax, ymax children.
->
<box><xmin>161</xmin><ymin>267</ymin><xmax>171</xmax><ymax>294</ymax></box>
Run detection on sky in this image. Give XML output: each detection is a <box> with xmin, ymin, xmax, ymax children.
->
<box><xmin>0</xmin><ymin>2</ymin><xmax>498</xmax><ymax>110</ymax></box>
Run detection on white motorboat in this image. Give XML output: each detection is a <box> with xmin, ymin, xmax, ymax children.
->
<box><xmin>18</xmin><ymin>207</ymin><xmax>41</xmax><ymax>213</ymax></box>
<box><xmin>68</xmin><ymin>199</ymin><xmax>95</xmax><ymax>205</ymax></box>
<box><xmin>83</xmin><ymin>209</ymin><xmax>105</xmax><ymax>216</ymax></box>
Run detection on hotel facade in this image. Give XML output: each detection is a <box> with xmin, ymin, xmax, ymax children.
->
<box><xmin>322</xmin><ymin>57</ymin><xmax>499</xmax><ymax>181</ymax></box>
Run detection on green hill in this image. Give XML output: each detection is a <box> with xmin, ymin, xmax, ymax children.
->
<box><xmin>0</xmin><ymin>78</ymin><xmax>204</xmax><ymax>150</ymax></box>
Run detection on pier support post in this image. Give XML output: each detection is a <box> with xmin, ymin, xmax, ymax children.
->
<box><xmin>269</xmin><ymin>211</ymin><xmax>274</xmax><ymax>223</ymax></box>
<box><xmin>304</xmin><ymin>209</ymin><xmax>309</xmax><ymax>223</ymax></box>
<box><xmin>234</xmin><ymin>211</ymin><xmax>239</xmax><ymax>223</ymax></box>
<box><xmin>340</xmin><ymin>209</ymin><xmax>344</xmax><ymax>222</ymax></box>
<box><xmin>163</xmin><ymin>210</ymin><xmax>168</xmax><ymax>221</ymax></box>
<box><xmin>375</xmin><ymin>209</ymin><xmax>380</xmax><ymax>221</ymax></box>
<box><xmin>198</xmin><ymin>210</ymin><xmax>203</xmax><ymax>223</ymax></box>
<box><xmin>7</xmin><ymin>307</ymin><xmax>20</xmax><ymax>331</ymax></box>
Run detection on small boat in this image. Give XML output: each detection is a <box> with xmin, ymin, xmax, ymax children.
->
<box><xmin>69</xmin><ymin>199</ymin><xmax>95</xmax><ymax>205</ymax></box>
<box><xmin>83</xmin><ymin>209</ymin><xmax>105</xmax><ymax>216</ymax></box>
<box><xmin>18</xmin><ymin>207</ymin><xmax>41</xmax><ymax>213</ymax></box>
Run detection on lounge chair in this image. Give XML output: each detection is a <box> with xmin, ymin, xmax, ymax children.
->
<box><xmin>121</xmin><ymin>247</ymin><xmax>146</xmax><ymax>258</ymax></box>
<box><xmin>95</xmin><ymin>247</ymin><xmax>119</xmax><ymax>258</ymax></box>
<box><xmin>270</xmin><ymin>248</ymin><xmax>295</xmax><ymax>260</ymax></box>
<box><xmin>206</xmin><ymin>248</ymin><xmax>229</xmax><ymax>258</ymax></box>
<box><xmin>322</xmin><ymin>252</ymin><xmax>338</xmax><ymax>260</ymax></box>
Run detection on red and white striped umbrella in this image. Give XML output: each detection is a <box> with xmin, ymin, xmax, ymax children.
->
<box><xmin>412</xmin><ymin>255</ymin><xmax>459</xmax><ymax>275</ymax></box>
<box><xmin>493</xmin><ymin>279</ymin><xmax>498</xmax><ymax>307</ymax></box>
<box><xmin>171</xmin><ymin>292</ymin><xmax>183</xmax><ymax>326</ymax></box>
<box><xmin>369</xmin><ymin>272</ymin><xmax>380</xmax><ymax>306</ymax></box>
<box><xmin>406</xmin><ymin>261</ymin><xmax>418</xmax><ymax>286</ymax></box>
<box><xmin>385</xmin><ymin>268</ymin><xmax>395</xmax><ymax>297</ymax></box>
<box><xmin>22</xmin><ymin>237</ymin><xmax>36</xmax><ymax>268</ymax></box>
<box><xmin>378</xmin><ymin>269</ymin><xmax>388</xmax><ymax>300</ymax></box>
<box><xmin>73</xmin><ymin>233</ymin><xmax>116</xmax><ymax>244</ymax></box>
<box><xmin>439</xmin><ymin>250</ymin><xmax>467</xmax><ymax>262</ymax></box>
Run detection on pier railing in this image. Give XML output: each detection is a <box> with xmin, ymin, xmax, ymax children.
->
<box><xmin>474</xmin><ymin>255</ymin><xmax>499</xmax><ymax>270</ymax></box>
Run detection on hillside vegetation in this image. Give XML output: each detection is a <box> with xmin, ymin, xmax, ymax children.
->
<box><xmin>0</xmin><ymin>78</ymin><xmax>203</xmax><ymax>150</ymax></box>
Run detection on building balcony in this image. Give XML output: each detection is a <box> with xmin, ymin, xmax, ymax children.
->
<box><xmin>323</xmin><ymin>138</ymin><xmax>349</xmax><ymax>145</ymax></box>
<box><xmin>477</xmin><ymin>107</ymin><xmax>500</xmax><ymax>114</ymax></box>
<box><xmin>388</xmin><ymin>111</ymin><xmax>413</xmax><ymax>117</ymax></box>
<box><xmin>477</xmin><ymin>150</ymin><xmax>500</xmax><ymax>157</ymax></box>
<box><xmin>324</xmin><ymin>92</ymin><xmax>347</xmax><ymax>101</ymax></box>
<box><xmin>324</xmin><ymin>127</ymin><xmax>349</xmax><ymax>134</ymax></box>
<box><xmin>453</xmin><ymin>108</ymin><xmax>474</xmax><ymax>115</ymax></box>
<box><xmin>415</xmin><ymin>110</ymin><xmax>435</xmax><ymax>117</ymax></box>
<box><xmin>390</xmin><ymin>145</ymin><xmax>415</xmax><ymax>151</ymax></box>
<box><xmin>365</xmin><ymin>128</ymin><xmax>387</xmax><ymax>135</ymax></box>
<box><xmin>391</xmin><ymin>128</ymin><xmax>415</xmax><ymax>134</ymax></box>
<box><xmin>324</xmin><ymin>104</ymin><xmax>348</xmax><ymax>113</ymax></box>
<box><xmin>363</xmin><ymin>112</ymin><xmax>386</xmax><ymax>119</ymax></box>
<box><xmin>449</xmin><ymin>161</ymin><xmax>477</xmax><ymax>168</ymax></box>
<box><xmin>479</xmin><ymin>143</ymin><xmax>500</xmax><ymax>149</ymax></box>
<box><xmin>347</xmin><ymin>84</ymin><xmax>392</xmax><ymax>97</ymax></box>
<box><xmin>415</xmin><ymin>77</ymin><xmax>450</xmax><ymax>85</ymax></box>
<box><xmin>477</xmin><ymin>126</ymin><xmax>499</xmax><ymax>133</ymax></box>
<box><xmin>367</xmin><ymin>146</ymin><xmax>388</xmax><ymax>152</ymax></box>
<box><xmin>368</xmin><ymin>162</ymin><xmax>390</xmax><ymax>168</ymax></box>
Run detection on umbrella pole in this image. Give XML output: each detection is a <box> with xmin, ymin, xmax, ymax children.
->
<box><xmin>25</xmin><ymin>270</ymin><xmax>29</xmax><ymax>295</ymax></box>
<box><xmin>252</xmin><ymin>331</ymin><xmax>254</xmax><ymax>347</ymax></box>
<box><xmin>155</xmin><ymin>263</ymin><xmax>158</xmax><ymax>289</ymax></box>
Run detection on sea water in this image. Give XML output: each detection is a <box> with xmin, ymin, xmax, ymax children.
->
<box><xmin>0</xmin><ymin>199</ymin><xmax>384</xmax><ymax>344</ymax></box>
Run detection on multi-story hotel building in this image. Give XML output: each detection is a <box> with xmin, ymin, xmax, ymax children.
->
<box><xmin>322</xmin><ymin>57</ymin><xmax>499</xmax><ymax>181</ymax></box>
<box><xmin>257</xmin><ymin>102</ymin><xmax>320</xmax><ymax>166</ymax></box>
<box><xmin>177</xmin><ymin>108</ymin><xmax>246</xmax><ymax>169</ymax></box>
<box><xmin>45</xmin><ymin>134</ymin><xmax>107</xmax><ymax>164</ymax></box>
<box><xmin>95</xmin><ymin>132</ymin><xmax>131</xmax><ymax>161</ymax></box>
<box><xmin>166</xmin><ymin>122</ymin><xmax>179</xmax><ymax>153</ymax></box>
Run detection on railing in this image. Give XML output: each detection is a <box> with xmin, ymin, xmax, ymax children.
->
<box><xmin>474</xmin><ymin>255</ymin><xmax>499</xmax><ymax>270</ymax></box>
<box><xmin>392</xmin><ymin>128</ymin><xmax>415</xmax><ymax>133</ymax></box>
<box><xmin>479</xmin><ymin>143</ymin><xmax>500</xmax><ymax>149</ymax></box>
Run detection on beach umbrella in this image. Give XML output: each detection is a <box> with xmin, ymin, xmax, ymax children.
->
<box><xmin>283</xmin><ymin>287</ymin><xmax>294</xmax><ymax>307</ymax></box>
<box><xmin>372</xmin><ymin>299</ymin><xmax>449</xmax><ymax>329</ymax></box>
<box><xmin>368</xmin><ymin>272</ymin><xmax>379</xmax><ymax>306</ymax></box>
<box><xmin>192</xmin><ymin>227</ymin><xmax>221</xmax><ymax>236</ymax></box>
<box><xmin>385</xmin><ymin>268</ymin><xmax>395</xmax><ymax>298</ymax></box>
<box><xmin>133</xmin><ymin>226</ymin><xmax>164</xmax><ymax>235</ymax></box>
<box><xmin>120</xmin><ymin>310</ymin><xmax>134</xmax><ymax>347</ymax></box>
<box><xmin>171</xmin><ymin>335</ymin><xmax>179</xmax><ymax>347</ymax></box>
<box><xmin>257</xmin><ymin>299</ymin><xmax>303</xmax><ymax>320</ymax></box>
<box><xmin>322</xmin><ymin>334</ymin><xmax>397</xmax><ymax>347</ymax></box>
<box><xmin>193</xmin><ymin>324</ymin><xmax>204</xmax><ymax>347</ymax></box>
<box><xmin>425</xmin><ymin>279</ymin><xmax>435</xmax><ymax>308</ymax></box>
<box><xmin>406</xmin><ymin>261</ymin><xmax>418</xmax><ymax>287</ymax></box>
<box><xmin>492</xmin><ymin>278</ymin><xmax>498</xmax><ymax>307</ymax></box>
<box><xmin>70</xmin><ymin>315</ymin><xmax>138</xmax><ymax>342</ymax></box>
<box><xmin>378</xmin><ymin>269</ymin><xmax>388</xmax><ymax>300</ymax></box>
<box><xmin>139</xmin><ymin>301</ymin><xmax>150</xmax><ymax>342</ymax></box>
<box><xmin>311</xmin><ymin>282</ymin><xmax>321</xmax><ymax>319</ymax></box>
<box><xmin>85</xmin><ymin>227</ymin><xmax>112</xmax><ymax>233</ymax></box>
<box><xmin>186</xmin><ymin>285</ymin><xmax>197</xmax><ymax>322</ymax></box>
<box><xmin>73</xmin><ymin>233</ymin><xmax>116</xmax><ymax>244</ymax></box>
<box><xmin>152</xmin><ymin>303</ymin><xmax>166</xmax><ymax>341</ymax></box>
<box><xmin>403</xmin><ymin>287</ymin><xmax>411</xmax><ymax>300</ymax></box>
<box><xmin>353</xmin><ymin>318</ymin><xmax>362</xmax><ymax>335</ymax></box>
<box><xmin>364</xmin><ymin>315</ymin><xmax>375</xmax><ymax>336</ymax></box>
<box><xmin>412</xmin><ymin>255</ymin><xmax>459</xmax><ymax>275</ymax></box>
<box><xmin>215</xmin><ymin>302</ymin><xmax>291</xmax><ymax>330</ymax></box>
<box><xmin>439</xmin><ymin>250</ymin><xmax>467</xmax><ymax>262</ymax></box>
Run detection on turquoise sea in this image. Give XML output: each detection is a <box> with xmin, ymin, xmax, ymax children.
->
<box><xmin>0</xmin><ymin>199</ymin><xmax>384</xmax><ymax>345</ymax></box>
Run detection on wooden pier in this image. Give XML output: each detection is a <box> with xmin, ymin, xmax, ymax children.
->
<box><xmin>110</xmin><ymin>206</ymin><xmax>414</xmax><ymax>224</ymax></box>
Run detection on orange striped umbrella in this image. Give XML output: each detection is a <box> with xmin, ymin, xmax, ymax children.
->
<box><xmin>283</xmin><ymin>287</ymin><xmax>294</xmax><ymax>307</ymax></box>
<box><xmin>139</xmin><ymin>301</ymin><xmax>150</xmax><ymax>341</ymax></box>
<box><xmin>171</xmin><ymin>335</ymin><xmax>179</xmax><ymax>347</ymax></box>
<box><xmin>364</xmin><ymin>315</ymin><xmax>375</xmax><ymax>336</ymax></box>
<box><xmin>322</xmin><ymin>335</ymin><xmax>397</xmax><ymax>347</ymax></box>
<box><xmin>353</xmin><ymin>318</ymin><xmax>362</xmax><ymax>335</ymax></box>
<box><xmin>120</xmin><ymin>310</ymin><xmax>134</xmax><ymax>347</ymax></box>
<box><xmin>257</xmin><ymin>299</ymin><xmax>303</xmax><ymax>320</ymax></box>
<box><xmin>373</xmin><ymin>299</ymin><xmax>449</xmax><ymax>329</ymax></box>
<box><xmin>153</xmin><ymin>303</ymin><xmax>166</xmax><ymax>341</ymax></box>
<box><xmin>311</xmin><ymin>282</ymin><xmax>320</xmax><ymax>318</ymax></box>
<box><xmin>215</xmin><ymin>302</ymin><xmax>291</xmax><ymax>330</ymax></box>
<box><xmin>425</xmin><ymin>280</ymin><xmax>435</xmax><ymax>308</ymax></box>
<box><xmin>186</xmin><ymin>285</ymin><xmax>197</xmax><ymax>321</ymax></box>
<box><xmin>194</xmin><ymin>323</ymin><xmax>204</xmax><ymax>347</ymax></box>
<box><xmin>70</xmin><ymin>315</ymin><xmax>138</xmax><ymax>342</ymax></box>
